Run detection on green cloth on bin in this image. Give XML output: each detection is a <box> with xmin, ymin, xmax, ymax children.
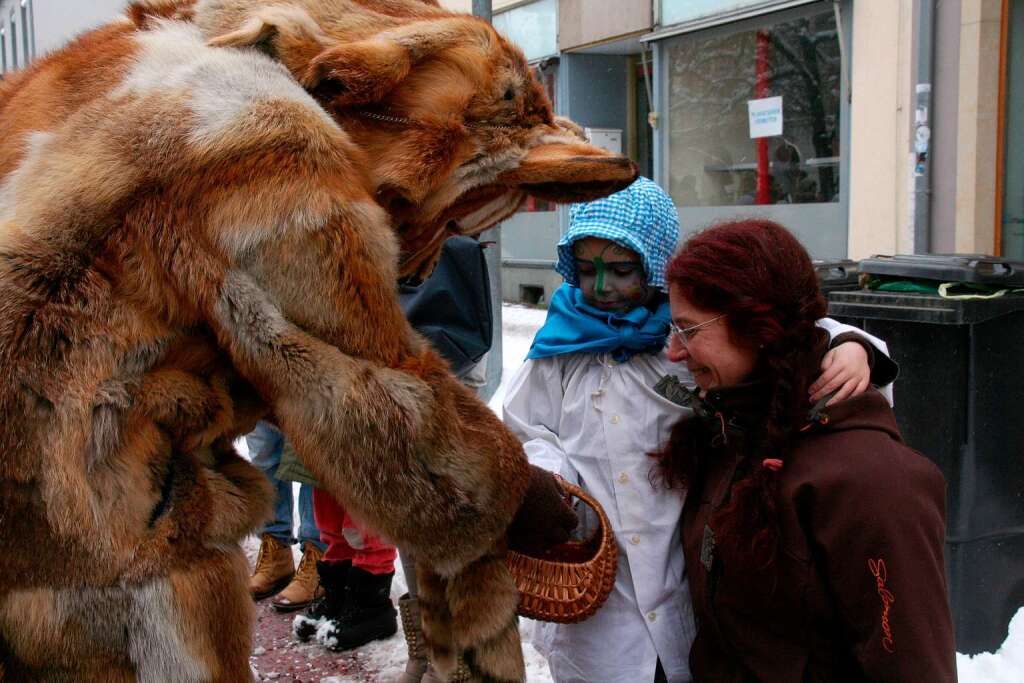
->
<box><xmin>864</xmin><ymin>275</ymin><xmax>1024</xmax><ymax>299</ymax></box>
<box><xmin>276</xmin><ymin>439</ymin><xmax>320</xmax><ymax>487</ymax></box>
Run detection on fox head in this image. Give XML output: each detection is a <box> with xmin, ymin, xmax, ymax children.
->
<box><xmin>195</xmin><ymin>0</ymin><xmax>638</xmax><ymax>278</ymax></box>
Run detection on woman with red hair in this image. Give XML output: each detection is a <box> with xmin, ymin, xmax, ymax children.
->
<box><xmin>659</xmin><ymin>219</ymin><xmax>956</xmax><ymax>681</ymax></box>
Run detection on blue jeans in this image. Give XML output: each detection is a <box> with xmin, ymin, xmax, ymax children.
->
<box><xmin>245</xmin><ymin>421</ymin><xmax>325</xmax><ymax>550</ymax></box>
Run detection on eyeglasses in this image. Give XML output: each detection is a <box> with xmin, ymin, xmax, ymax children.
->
<box><xmin>668</xmin><ymin>314</ymin><xmax>725</xmax><ymax>349</ymax></box>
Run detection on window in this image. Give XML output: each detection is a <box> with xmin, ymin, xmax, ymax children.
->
<box><xmin>20</xmin><ymin>0</ymin><xmax>30</xmax><ymax>63</ymax></box>
<box><xmin>661</xmin><ymin>0</ymin><xmax>809</xmax><ymax>29</ymax></box>
<box><xmin>492</xmin><ymin>0</ymin><xmax>557</xmax><ymax>62</ymax></box>
<box><xmin>662</xmin><ymin>3</ymin><xmax>847</xmax><ymax>256</ymax></box>
<box><xmin>9</xmin><ymin>12</ymin><xmax>16</xmax><ymax>70</ymax></box>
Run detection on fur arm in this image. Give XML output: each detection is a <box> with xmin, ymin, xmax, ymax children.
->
<box><xmin>212</xmin><ymin>269</ymin><xmax>528</xmax><ymax>574</ymax></box>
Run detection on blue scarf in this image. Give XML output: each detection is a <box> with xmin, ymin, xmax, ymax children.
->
<box><xmin>528</xmin><ymin>284</ymin><xmax>671</xmax><ymax>362</ymax></box>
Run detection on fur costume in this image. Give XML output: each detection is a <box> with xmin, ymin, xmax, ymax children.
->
<box><xmin>0</xmin><ymin>1</ymin><xmax>637</xmax><ymax>680</ymax></box>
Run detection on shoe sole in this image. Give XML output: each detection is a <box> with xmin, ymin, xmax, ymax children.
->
<box><xmin>251</xmin><ymin>575</ymin><xmax>294</xmax><ymax>602</ymax></box>
<box><xmin>271</xmin><ymin>598</ymin><xmax>314</xmax><ymax>614</ymax></box>
<box><xmin>319</xmin><ymin>621</ymin><xmax>398</xmax><ymax>652</ymax></box>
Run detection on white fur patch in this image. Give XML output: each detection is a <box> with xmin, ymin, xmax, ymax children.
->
<box><xmin>115</xmin><ymin>19</ymin><xmax>335</xmax><ymax>145</ymax></box>
<box><xmin>0</xmin><ymin>131</ymin><xmax>56</xmax><ymax>227</ymax></box>
<box><xmin>2</xmin><ymin>580</ymin><xmax>209</xmax><ymax>681</ymax></box>
<box><xmin>124</xmin><ymin>580</ymin><xmax>210</xmax><ymax>683</ymax></box>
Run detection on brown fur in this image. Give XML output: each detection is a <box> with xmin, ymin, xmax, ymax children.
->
<box><xmin>0</xmin><ymin>1</ymin><xmax>636</xmax><ymax>680</ymax></box>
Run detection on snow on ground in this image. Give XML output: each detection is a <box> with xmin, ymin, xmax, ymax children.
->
<box><xmin>240</xmin><ymin>303</ymin><xmax>1022</xmax><ymax>681</ymax></box>
<box><xmin>486</xmin><ymin>303</ymin><xmax>548</xmax><ymax>413</ymax></box>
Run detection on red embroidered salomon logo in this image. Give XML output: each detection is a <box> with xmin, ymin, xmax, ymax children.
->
<box><xmin>868</xmin><ymin>559</ymin><xmax>896</xmax><ymax>653</ymax></box>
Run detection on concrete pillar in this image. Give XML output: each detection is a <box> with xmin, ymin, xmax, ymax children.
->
<box><xmin>953</xmin><ymin>0</ymin><xmax>1002</xmax><ymax>255</ymax></box>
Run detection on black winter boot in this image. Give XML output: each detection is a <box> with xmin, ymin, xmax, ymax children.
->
<box><xmin>292</xmin><ymin>559</ymin><xmax>351</xmax><ymax>642</ymax></box>
<box><xmin>316</xmin><ymin>567</ymin><xmax>397</xmax><ymax>652</ymax></box>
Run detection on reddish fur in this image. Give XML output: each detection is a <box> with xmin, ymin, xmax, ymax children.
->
<box><xmin>0</xmin><ymin>1</ymin><xmax>636</xmax><ymax>680</ymax></box>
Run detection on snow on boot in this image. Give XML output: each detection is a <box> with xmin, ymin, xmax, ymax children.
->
<box><xmin>317</xmin><ymin>567</ymin><xmax>397</xmax><ymax>652</ymax></box>
<box><xmin>292</xmin><ymin>559</ymin><xmax>351</xmax><ymax>642</ymax></box>
<box><xmin>272</xmin><ymin>541</ymin><xmax>324</xmax><ymax>613</ymax></box>
<box><xmin>249</xmin><ymin>534</ymin><xmax>294</xmax><ymax>600</ymax></box>
<box><xmin>397</xmin><ymin>593</ymin><xmax>428</xmax><ymax>683</ymax></box>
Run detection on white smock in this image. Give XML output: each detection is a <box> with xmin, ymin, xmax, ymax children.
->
<box><xmin>501</xmin><ymin>319</ymin><xmax>893</xmax><ymax>683</ymax></box>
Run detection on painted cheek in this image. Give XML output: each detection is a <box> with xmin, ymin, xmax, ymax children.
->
<box><xmin>606</xmin><ymin>272</ymin><xmax>645</xmax><ymax>298</ymax></box>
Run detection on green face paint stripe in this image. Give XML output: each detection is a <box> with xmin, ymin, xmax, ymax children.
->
<box><xmin>592</xmin><ymin>256</ymin><xmax>607</xmax><ymax>292</ymax></box>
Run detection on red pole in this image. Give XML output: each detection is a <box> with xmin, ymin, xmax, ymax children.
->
<box><xmin>755</xmin><ymin>29</ymin><xmax>771</xmax><ymax>205</ymax></box>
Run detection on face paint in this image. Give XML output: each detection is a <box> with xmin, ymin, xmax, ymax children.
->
<box><xmin>573</xmin><ymin>237</ymin><xmax>649</xmax><ymax>313</ymax></box>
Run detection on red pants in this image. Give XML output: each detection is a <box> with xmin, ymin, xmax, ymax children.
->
<box><xmin>312</xmin><ymin>489</ymin><xmax>397</xmax><ymax>575</ymax></box>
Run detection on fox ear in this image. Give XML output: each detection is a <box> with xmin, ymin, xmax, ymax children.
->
<box><xmin>208</xmin><ymin>6</ymin><xmax>327</xmax><ymax>76</ymax></box>
<box><xmin>300</xmin><ymin>18</ymin><xmax>491</xmax><ymax>106</ymax></box>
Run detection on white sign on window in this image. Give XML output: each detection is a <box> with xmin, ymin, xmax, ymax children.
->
<box><xmin>748</xmin><ymin>96</ymin><xmax>783</xmax><ymax>138</ymax></box>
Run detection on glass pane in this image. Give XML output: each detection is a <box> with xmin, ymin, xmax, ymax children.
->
<box><xmin>1003</xmin><ymin>1</ymin><xmax>1024</xmax><ymax>259</ymax></box>
<box><xmin>662</xmin><ymin>0</ymin><xmax>792</xmax><ymax>28</ymax></box>
<box><xmin>665</xmin><ymin>7</ymin><xmax>841</xmax><ymax>208</ymax></box>
<box><xmin>517</xmin><ymin>64</ymin><xmax>557</xmax><ymax>214</ymax></box>
<box><xmin>21</xmin><ymin>3</ymin><xmax>28</xmax><ymax>62</ymax></box>
<box><xmin>9</xmin><ymin>17</ymin><xmax>16</xmax><ymax>70</ymax></box>
<box><xmin>492</xmin><ymin>0</ymin><xmax>557</xmax><ymax>62</ymax></box>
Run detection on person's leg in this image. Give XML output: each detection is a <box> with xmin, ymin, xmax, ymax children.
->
<box><xmin>271</xmin><ymin>482</ymin><xmax>327</xmax><ymax>612</ymax></box>
<box><xmin>246</xmin><ymin>422</ymin><xmax>295</xmax><ymax>600</ymax></box>
<box><xmin>397</xmin><ymin>550</ymin><xmax>432</xmax><ymax>683</ymax></box>
<box><xmin>399</xmin><ymin>551</ymin><xmax>418</xmax><ymax>599</ymax></box>
<box><xmin>246</xmin><ymin>422</ymin><xmax>295</xmax><ymax>543</ymax></box>
<box><xmin>297</xmin><ymin>483</ymin><xmax>327</xmax><ymax>551</ymax></box>
<box><xmin>293</xmin><ymin>488</ymin><xmax>353</xmax><ymax>641</ymax></box>
<box><xmin>315</xmin><ymin>501</ymin><xmax>399</xmax><ymax>652</ymax></box>
<box><xmin>342</xmin><ymin>517</ymin><xmax>397</xmax><ymax>576</ymax></box>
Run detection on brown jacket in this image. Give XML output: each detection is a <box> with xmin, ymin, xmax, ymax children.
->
<box><xmin>682</xmin><ymin>389</ymin><xmax>956</xmax><ymax>682</ymax></box>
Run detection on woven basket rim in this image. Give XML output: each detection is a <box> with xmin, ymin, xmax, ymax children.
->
<box><xmin>506</xmin><ymin>481</ymin><xmax>618</xmax><ymax>623</ymax></box>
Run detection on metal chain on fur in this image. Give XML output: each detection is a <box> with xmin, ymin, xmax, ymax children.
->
<box><xmin>356</xmin><ymin>109</ymin><xmax>524</xmax><ymax>131</ymax></box>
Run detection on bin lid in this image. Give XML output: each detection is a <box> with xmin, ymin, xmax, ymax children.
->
<box><xmin>828</xmin><ymin>289</ymin><xmax>1024</xmax><ymax>324</ymax></box>
<box><xmin>860</xmin><ymin>254</ymin><xmax>1024</xmax><ymax>286</ymax></box>
<box><xmin>813</xmin><ymin>259</ymin><xmax>860</xmax><ymax>285</ymax></box>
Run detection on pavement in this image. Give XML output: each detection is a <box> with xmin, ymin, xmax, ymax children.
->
<box><xmin>249</xmin><ymin>599</ymin><xmax>382</xmax><ymax>683</ymax></box>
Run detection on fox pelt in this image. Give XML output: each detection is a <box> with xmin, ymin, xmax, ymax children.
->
<box><xmin>0</xmin><ymin>0</ymin><xmax>635</xmax><ymax>681</ymax></box>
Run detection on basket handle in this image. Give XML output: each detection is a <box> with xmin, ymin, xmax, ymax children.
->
<box><xmin>555</xmin><ymin>480</ymin><xmax>614</xmax><ymax>546</ymax></box>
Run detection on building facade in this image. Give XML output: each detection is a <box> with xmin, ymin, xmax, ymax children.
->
<box><xmin>5</xmin><ymin>1</ymin><xmax>1019</xmax><ymax>303</ymax></box>
<box><xmin>440</xmin><ymin>0</ymin><xmax>1023</xmax><ymax>303</ymax></box>
<box><xmin>0</xmin><ymin>0</ymin><xmax>126</xmax><ymax>72</ymax></box>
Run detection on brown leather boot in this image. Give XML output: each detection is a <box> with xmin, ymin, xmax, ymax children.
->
<box><xmin>249</xmin><ymin>534</ymin><xmax>294</xmax><ymax>601</ymax></box>
<box><xmin>272</xmin><ymin>541</ymin><xmax>324</xmax><ymax>612</ymax></box>
<box><xmin>397</xmin><ymin>594</ymin><xmax>428</xmax><ymax>683</ymax></box>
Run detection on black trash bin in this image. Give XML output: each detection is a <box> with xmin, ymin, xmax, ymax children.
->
<box><xmin>813</xmin><ymin>259</ymin><xmax>861</xmax><ymax>296</ymax></box>
<box><xmin>828</xmin><ymin>254</ymin><xmax>1024</xmax><ymax>654</ymax></box>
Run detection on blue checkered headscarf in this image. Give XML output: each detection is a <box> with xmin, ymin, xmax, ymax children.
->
<box><xmin>556</xmin><ymin>177</ymin><xmax>679</xmax><ymax>292</ymax></box>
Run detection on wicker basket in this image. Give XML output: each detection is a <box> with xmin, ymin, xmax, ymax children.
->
<box><xmin>506</xmin><ymin>482</ymin><xmax>618</xmax><ymax>624</ymax></box>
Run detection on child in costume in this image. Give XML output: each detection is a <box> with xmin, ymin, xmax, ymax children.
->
<box><xmin>502</xmin><ymin>177</ymin><xmax>897</xmax><ymax>683</ymax></box>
